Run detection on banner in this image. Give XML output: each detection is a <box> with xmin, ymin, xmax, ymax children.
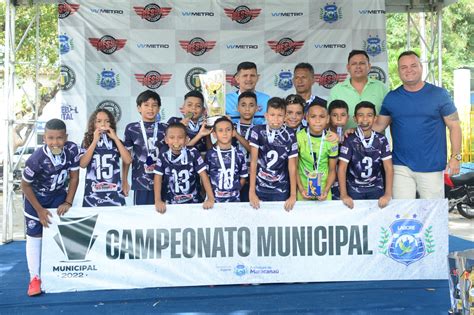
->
<box><xmin>41</xmin><ymin>199</ymin><xmax>448</xmax><ymax>293</ymax></box>
<box><xmin>57</xmin><ymin>0</ymin><xmax>388</xmax><ymax>145</ymax></box>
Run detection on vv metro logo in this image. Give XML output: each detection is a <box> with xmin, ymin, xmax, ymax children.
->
<box><xmin>54</xmin><ymin>215</ymin><xmax>99</xmax><ymax>261</ymax></box>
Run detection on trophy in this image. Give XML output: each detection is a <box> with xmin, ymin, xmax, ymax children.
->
<box><xmin>198</xmin><ymin>70</ymin><xmax>226</xmax><ymax>127</ymax></box>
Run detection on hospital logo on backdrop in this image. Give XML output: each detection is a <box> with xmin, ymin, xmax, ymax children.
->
<box><xmin>363</xmin><ymin>35</ymin><xmax>386</xmax><ymax>57</ymax></box>
<box><xmin>97</xmin><ymin>100</ymin><xmax>122</xmax><ymax>122</ymax></box>
<box><xmin>60</xmin><ymin>65</ymin><xmax>76</xmax><ymax>91</ymax></box>
<box><xmin>133</xmin><ymin>4</ymin><xmax>172</xmax><ymax>22</ymax></box>
<box><xmin>61</xmin><ymin>103</ymin><xmax>78</xmax><ymax>121</ymax></box>
<box><xmin>274</xmin><ymin>70</ymin><xmax>293</xmax><ymax>91</ymax></box>
<box><xmin>179</xmin><ymin>37</ymin><xmax>216</xmax><ymax>56</ymax></box>
<box><xmin>88</xmin><ymin>35</ymin><xmax>127</xmax><ymax>55</ymax></box>
<box><xmin>314</xmin><ymin>71</ymin><xmax>347</xmax><ymax>89</ymax></box>
<box><xmin>96</xmin><ymin>69</ymin><xmax>120</xmax><ymax>90</ymax></box>
<box><xmin>59</xmin><ymin>33</ymin><xmax>74</xmax><ymax>55</ymax></box>
<box><xmin>135</xmin><ymin>71</ymin><xmax>172</xmax><ymax>89</ymax></box>
<box><xmin>185</xmin><ymin>67</ymin><xmax>206</xmax><ymax>91</ymax></box>
<box><xmin>58</xmin><ymin>2</ymin><xmax>80</xmax><ymax>19</ymax></box>
<box><xmin>368</xmin><ymin>66</ymin><xmax>387</xmax><ymax>83</ymax></box>
<box><xmin>320</xmin><ymin>3</ymin><xmax>343</xmax><ymax>23</ymax></box>
<box><xmin>267</xmin><ymin>38</ymin><xmax>304</xmax><ymax>56</ymax></box>
<box><xmin>223</xmin><ymin>6</ymin><xmax>261</xmax><ymax>24</ymax></box>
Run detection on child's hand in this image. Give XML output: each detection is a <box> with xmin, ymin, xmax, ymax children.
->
<box><xmin>249</xmin><ymin>193</ymin><xmax>260</xmax><ymax>209</ymax></box>
<box><xmin>299</xmin><ymin>188</ymin><xmax>313</xmax><ymax>200</ymax></box>
<box><xmin>344</xmin><ymin>128</ymin><xmax>356</xmax><ymax>138</ymax></box>
<box><xmin>317</xmin><ymin>190</ymin><xmax>329</xmax><ymax>201</ymax></box>
<box><xmin>38</xmin><ymin>208</ymin><xmax>52</xmax><ymax>228</ymax></box>
<box><xmin>155</xmin><ymin>201</ymin><xmax>167</xmax><ymax>214</ymax></box>
<box><xmin>122</xmin><ymin>181</ymin><xmax>130</xmax><ymax>197</ymax></box>
<box><xmin>284</xmin><ymin>195</ymin><xmax>296</xmax><ymax>212</ymax></box>
<box><xmin>203</xmin><ymin>198</ymin><xmax>214</xmax><ymax>210</ymax></box>
<box><xmin>106</xmin><ymin>127</ymin><xmax>119</xmax><ymax>141</ymax></box>
<box><xmin>378</xmin><ymin>194</ymin><xmax>391</xmax><ymax>208</ymax></box>
<box><xmin>198</xmin><ymin>121</ymin><xmax>212</xmax><ymax>137</ymax></box>
<box><xmin>57</xmin><ymin>202</ymin><xmax>71</xmax><ymax>216</ymax></box>
<box><xmin>325</xmin><ymin>130</ymin><xmax>338</xmax><ymax>143</ymax></box>
<box><xmin>93</xmin><ymin>128</ymin><xmax>102</xmax><ymax>142</ymax></box>
<box><xmin>341</xmin><ymin>195</ymin><xmax>354</xmax><ymax>209</ymax></box>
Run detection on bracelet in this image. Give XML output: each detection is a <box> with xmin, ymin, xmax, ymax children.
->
<box><xmin>64</xmin><ymin>201</ymin><xmax>72</xmax><ymax>206</ymax></box>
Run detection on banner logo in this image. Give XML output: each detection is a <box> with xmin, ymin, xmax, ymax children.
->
<box><xmin>135</xmin><ymin>71</ymin><xmax>172</xmax><ymax>89</ymax></box>
<box><xmin>223</xmin><ymin>6</ymin><xmax>261</xmax><ymax>24</ymax></box>
<box><xmin>363</xmin><ymin>35</ymin><xmax>386</xmax><ymax>57</ymax></box>
<box><xmin>89</xmin><ymin>36</ymin><xmax>127</xmax><ymax>55</ymax></box>
<box><xmin>97</xmin><ymin>100</ymin><xmax>122</xmax><ymax>122</ymax></box>
<box><xmin>368</xmin><ymin>66</ymin><xmax>386</xmax><ymax>83</ymax></box>
<box><xmin>185</xmin><ymin>67</ymin><xmax>206</xmax><ymax>91</ymax></box>
<box><xmin>59</xmin><ymin>33</ymin><xmax>74</xmax><ymax>55</ymax></box>
<box><xmin>58</xmin><ymin>2</ymin><xmax>80</xmax><ymax>19</ymax></box>
<box><xmin>234</xmin><ymin>264</ymin><xmax>248</xmax><ymax>276</ymax></box>
<box><xmin>61</xmin><ymin>103</ymin><xmax>78</xmax><ymax>121</ymax></box>
<box><xmin>133</xmin><ymin>4</ymin><xmax>172</xmax><ymax>22</ymax></box>
<box><xmin>273</xmin><ymin>70</ymin><xmax>293</xmax><ymax>91</ymax></box>
<box><xmin>267</xmin><ymin>38</ymin><xmax>304</xmax><ymax>56</ymax></box>
<box><xmin>379</xmin><ymin>215</ymin><xmax>435</xmax><ymax>266</ymax></box>
<box><xmin>60</xmin><ymin>65</ymin><xmax>76</xmax><ymax>91</ymax></box>
<box><xmin>54</xmin><ymin>215</ymin><xmax>99</xmax><ymax>261</ymax></box>
<box><xmin>226</xmin><ymin>73</ymin><xmax>238</xmax><ymax>89</ymax></box>
<box><xmin>314</xmin><ymin>71</ymin><xmax>347</xmax><ymax>89</ymax></box>
<box><xmin>179</xmin><ymin>37</ymin><xmax>216</xmax><ymax>56</ymax></box>
<box><xmin>96</xmin><ymin>69</ymin><xmax>120</xmax><ymax>90</ymax></box>
<box><xmin>320</xmin><ymin>3</ymin><xmax>342</xmax><ymax>23</ymax></box>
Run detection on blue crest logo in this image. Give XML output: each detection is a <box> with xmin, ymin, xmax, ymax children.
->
<box><xmin>234</xmin><ymin>264</ymin><xmax>248</xmax><ymax>277</ymax></box>
<box><xmin>59</xmin><ymin>33</ymin><xmax>73</xmax><ymax>55</ymax></box>
<box><xmin>379</xmin><ymin>214</ymin><xmax>435</xmax><ymax>266</ymax></box>
<box><xmin>96</xmin><ymin>69</ymin><xmax>120</xmax><ymax>90</ymax></box>
<box><xmin>320</xmin><ymin>3</ymin><xmax>342</xmax><ymax>23</ymax></box>
<box><xmin>273</xmin><ymin>70</ymin><xmax>293</xmax><ymax>91</ymax></box>
<box><xmin>363</xmin><ymin>35</ymin><xmax>386</xmax><ymax>57</ymax></box>
<box><xmin>61</xmin><ymin>103</ymin><xmax>78</xmax><ymax>121</ymax></box>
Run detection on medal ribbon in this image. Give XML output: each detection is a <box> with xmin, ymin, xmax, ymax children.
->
<box><xmin>306</xmin><ymin>128</ymin><xmax>325</xmax><ymax>174</ymax></box>
<box><xmin>46</xmin><ymin>146</ymin><xmax>66</xmax><ymax>167</ymax></box>
<box><xmin>139</xmin><ymin>120</ymin><xmax>158</xmax><ymax>157</ymax></box>
<box><xmin>216</xmin><ymin>146</ymin><xmax>235</xmax><ymax>186</ymax></box>
<box><xmin>356</xmin><ymin>127</ymin><xmax>375</xmax><ymax>149</ymax></box>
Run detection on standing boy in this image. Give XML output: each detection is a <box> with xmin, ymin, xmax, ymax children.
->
<box><xmin>123</xmin><ymin>90</ymin><xmax>167</xmax><ymax>205</ymax></box>
<box><xmin>21</xmin><ymin>119</ymin><xmax>80</xmax><ymax>296</ymax></box>
<box><xmin>338</xmin><ymin>101</ymin><xmax>393</xmax><ymax>208</ymax></box>
<box><xmin>285</xmin><ymin>94</ymin><xmax>306</xmax><ymax>132</ymax></box>
<box><xmin>206</xmin><ymin>117</ymin><xmax>248</xmax><ymax>202</ymax></box>
<box><xmin>249</xmin><ymin>97</ymin><xmax>298</xmax><ymax>211</ymax></box>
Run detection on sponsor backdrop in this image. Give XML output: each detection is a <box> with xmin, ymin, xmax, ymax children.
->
<box><xmin>58</xmin><ymin>0</ymin><xmax>388</xmax><ymax>144</ymax></box>
<box><xmin>42</xmin><ymin>199</ymin><xmax>447</xmax><ymax>293</ymax></box>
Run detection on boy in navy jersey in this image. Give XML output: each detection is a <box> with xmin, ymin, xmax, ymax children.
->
<box><xmin>123</xmin><ymin>90</ymin><xmax>167</xmax><ymax>205</ymax></box>
<box><xmin>338</xmin><ymin>101</ymin><xmax>393</xmax><ymax>209</ymax></box>
<box><xmin>21</xmin><ymin>119</ymin><xmax>81</xmax><ymax>296</ymax></box>
<box><xmin>249</xmin><ymin>97</ymin><xmax>298</xmax><ymax>211</ymax></box>
<box><xmin>154</xmin><ymin>123</ymin><xmax>215</xmax><ymax>213</ymax></box>
<box><xmin>167</xmin><ymin>90</ymin><xmax>212</xmax><ymax>154</ymax></box>
<box><xmin>206</xmin><ymin>117</ymin><xmax>248</xmax><ymax>202</ymax></box>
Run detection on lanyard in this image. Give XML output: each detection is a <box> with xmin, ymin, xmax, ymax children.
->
<box><xmin>99</xmin><ymin>133</ymin><xmax>113</xmax><ymax>150</ymax></box>
<box><xmin>139</xmin><ymin>120</ymin><xmax>158</xmax><ymax>156</ymax></box>
<box><xmin>266</xmin><ymin>125</ymin><xmax>279</xmax><ymax>144</ymax></box>
<box><xmin>356</xmin><ymin>127</ymin><xmax>375</xmax><ymax>148</ymax></box>
<box><xmin>216</xmin><ymin>146</ymin><xmax>235</xmax><ymax>183</ymax></box>
<box><xmin>306</xmin><ymin>129</ymin><xmax>325</xmax><ymax>173</ymax></box>
<box><xmin>46</xmin><ymin>146</ymin><xmax>66</xmax><ymax>167</ymax></box>
<box><xmin>236</xmin><ymin>121</ymin><xmax>253</xmax><ymax>140</ymax></box>
<box><xmin>167</xmin><ymin>148</ymin><xmax>188</xmax><ymax>165</ymax></box>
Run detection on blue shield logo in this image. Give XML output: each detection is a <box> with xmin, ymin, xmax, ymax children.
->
<box><xmin>96</xmin><ymin>69</ymin><xmax>120</xmax><ymax>90</ymax></box>
<box><xmin>387</xmin><ymin>219</ymin><xmax>426</xmax><ymax>266</ymax></box>
<box><xmin>320</xmin><ymin>3</ymin><xmax>342</xmax><ymax>23</ymax></box>
<box><xmin>274</xmin><ymin>70</ymin><xmax>293</xmax><ymax>91</ymax></box>
<box><xmin>364</xmin><ymin>35</ymin><xmax>385</xmax><ymax>57</ymax></box>
<box><xmin>59</xmin><ymin>34</ymin><xmax>72</xmax><ymax>55</ymax></box>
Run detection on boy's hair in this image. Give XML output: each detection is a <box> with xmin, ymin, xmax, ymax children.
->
<box><xmin>347</xmin><ymin>50</ymin><xmax>370</xmax><ymax>63</ymax></box>
<box><xmin>285</xmin><ymin>94</ymin><xmax>305</xmax><ymax>111</ymax></box>
<box><xmin>213</xmin><ymin>116</ymin><xmax>234</xmax><ymax>130</ymax></box>
<box><xmin>238</xmin><ymin>91</ymin><xmax>257</xmax><ymax>103</ymax></box>
<box><xmin>45</xmin><ymin>118</ymin><xmax>66</xmax><ymax>132</ymax></box>
<box><xmin>166</xmin><ymin>122</ymin><xmax>187</xmax><ymax>135</ymax></box>
<box><xmin>306</xmin><ymin>98</ymin><xmax>327</xmax><ymax>112</ymax></box>
<box><xmin>328</xmin><ymin>100</ymin><xmax>349</xmax><ymax>115</ymax></box>
<box><xmin>354</xmin><ymin>101</ymin><xmax>376</xmax><ymax>116</ymax></box>
<box><xmin>294</xmin><ymin>62</ymin><xmax>314</xmax><ymax>76</ymax></box>
<box><xmin>266</xmin><ymin>97</ymin><xmax>286</xmax><ymax>112</ymax></box>
<box><xmin>398</xmin><ymin>50</ymin><xmax>420</xmax><ymax>61</ymax></box>
<box><xmin>184</xmin><ymin>90</ymin><xmax>204</xmax><ymax>104</ymax></box>
<box><xmin>237</xmin><ymin>61</ymin><xmax>257</xmax><ymax>72</ymax></box>
<box><xmin>136</xmin><ymin>90</ymin><xmax>161</xmax><ymax>107</ymax></box>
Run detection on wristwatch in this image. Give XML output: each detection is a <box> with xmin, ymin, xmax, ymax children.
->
<box><xmin>451</xmin><ymin>153</ymin><xmax>462</xmax><ymax>161</ymax></box>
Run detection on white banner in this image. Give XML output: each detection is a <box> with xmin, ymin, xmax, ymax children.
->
<box><xmin>41</xmin><ymin>199</ymin><xmax>449</xmax><ymax>293</ymax></box>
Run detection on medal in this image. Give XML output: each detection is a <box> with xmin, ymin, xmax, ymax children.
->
<box><xmin>139</xmin><ymin>120</ymin><xmax>158</xmax><ymax>166</ymax></box>
<box><xmin>305</xmin><ymin>129</ymin><xmax>325</xmax><ymax>197</ymax></box>
<box><xmin>337</xmin><ymin>126</ymin><xmax>343</xmax><ymax>144</ymax></box>
<box><xmin>46</xmin><ymin>146</ymin><xmax>66</xmax><ymax>167</ymax></box>
<box><xmin>51</xmin><ymin>147</ymin><xmax>62</xmax><ymax>155</ymax></box>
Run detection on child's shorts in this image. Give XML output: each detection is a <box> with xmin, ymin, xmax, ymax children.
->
<box><xmin>24</xmin><ymin>192</ymin><xmax>67</xmax><ymax>236</ymax></box>
<box><xmin>134</xmin><ymin>189</ymin><xmax>155</xmax><ymax>205</ymax></box>
<box><xmin>257</xmin><ymin>190</ymin><xmax>289</xmax><ymax>202</ymax></box>
<box><xmin>348</xmin><ymin>187</ymin><xmax>384</xmax><ymax>200</ymax></box>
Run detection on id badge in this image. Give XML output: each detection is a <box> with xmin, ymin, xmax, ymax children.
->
<box><xmin>307</xmin><ymin>172</ymin><xmax>322</xmax><ymax>197</ymax></box>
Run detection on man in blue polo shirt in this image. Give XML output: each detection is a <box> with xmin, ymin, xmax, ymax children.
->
<box><xmin>226</xmin><ymin>61</ymin><xmax>270</xmax><ymax>125</ymax></box>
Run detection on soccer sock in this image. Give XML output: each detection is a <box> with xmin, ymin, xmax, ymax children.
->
<box><xmin>26</xmin><ymin>235</ymin><xmax>42</xmax><ymax>280</ymax></box>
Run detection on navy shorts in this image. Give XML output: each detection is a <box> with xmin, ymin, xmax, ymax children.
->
<box><xmin>347</xmin><ymin>186</ymin><xmax>384</xmax><ymax>200</ymax></box>
<box><xmin>257</xmin><ymin>190</ymin><xmax>289</xmax><ymax>202</ymax></box>
<box><xmin>240</xmin><ymin>182</ymin><xmax>250</xmax><ymax>202</ymax></box>
<box><xmin>24</xmin><ymin>192</ymin><xmax>66</xmax><ymax>236</ymax></box>
<box><xmin>134</xmin><ymin>190</ymin><xmax>155</xmax><ymax>205</ymax></box>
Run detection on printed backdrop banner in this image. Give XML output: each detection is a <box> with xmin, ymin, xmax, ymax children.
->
<box><xmin>42</xmin><ymin>199</ymin><xmax>448</xmax><ymax>293</ymax></box>
<box><xmin>57</xmin><ymin>0</ymin><xmax>388</xmax><ymax>144</ymax></box>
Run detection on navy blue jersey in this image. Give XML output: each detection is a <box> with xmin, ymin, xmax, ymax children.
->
<box><xmin>167</xmin><ymin>117</ymin><xmax>207</xmax><ymax>153</ymax></box>
<box><xmin>205</xmin><ymin>146</ymin><xmax>248</xmax><ymax>202</ymax></box>
<box><xmin>154</xmin><ymin>147</ymin><xmax>206</xmax><ymax>204</ymax></box>
<box><xmin>82</xmin><ymin>137</ymin><xmax>125</xmax><ymax>207</ymax></box>
<box><xmin>233</xmin><ymin>122</ymin><xmax>253</xmax><ymax>162</ymax></box>
<box><xmin>124</xmin><ymin>121</ymin><xmax>166</xmax><ymax>191</ymax></box>
<box><xmin>339</xmin><ymin>132</ymin><xmax>391</xmax><ymax>193</ymax></box>
<box><xmin>22</xmin><ymin>142</ymin><xmax>81</xmax><ymax>197</ymax></box>
<box><xmin>249</xmin><ymin>125</ymin><xmax>298</xmax><ymax>197</ymax></box>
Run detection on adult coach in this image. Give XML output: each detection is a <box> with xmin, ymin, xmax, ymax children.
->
<box><xmin>293</xmin><ymin>62</ymin><xmax>327</xmax><ymax>111</ymax></box>
<box><xmin>226</xmin><ymin>62</ymin><xmax>270</xmax><ymax>125</ymax></box>
<box><xmin>328</xmin><ymin>50</ymin><xmax>388</xmax><ymax>129</ymax></box>
<box><xmin>374</xmin><ymin>51</ymin><xmax>462</xmax><ymax>199</ymax></box>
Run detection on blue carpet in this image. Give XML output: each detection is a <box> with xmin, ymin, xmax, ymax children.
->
<box><xmin>0</xmin><ymin>235</ymin><xmax>472</xmax><ymax>314</ymax></box>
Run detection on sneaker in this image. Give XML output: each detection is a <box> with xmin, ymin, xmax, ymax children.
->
<box><xmin>27</xmin><ymin>276</ymin><xmax>41</xmax><ymax>296</ymax></box>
